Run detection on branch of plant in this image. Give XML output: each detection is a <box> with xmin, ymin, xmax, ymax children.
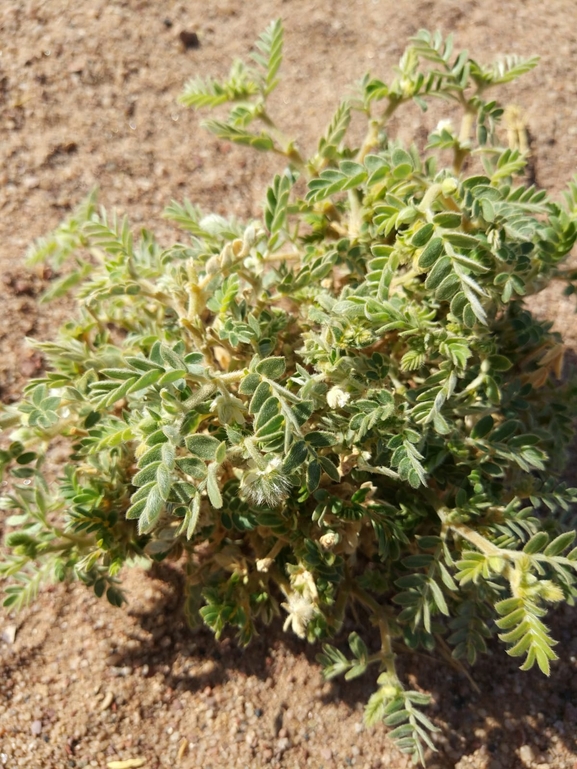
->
<box><xmin>349</xmin><ymin>581</ymin><xmax>397</xmax><ymax>676</ymax></box>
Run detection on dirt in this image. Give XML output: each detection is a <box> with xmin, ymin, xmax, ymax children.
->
<box><xmin>1</xmin><ymin>1</ymin><xmax>577</xmax><ymax>768</ymax></box>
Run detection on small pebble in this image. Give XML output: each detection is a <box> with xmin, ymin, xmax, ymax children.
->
<box><xmin>31</xmin><ymin>720</ymin><xmax>42</xmax><ymax>736</ymax></box>
<box><xmin>100</xmin><ymin>692</ymin><xmax>114</xmax><ymax>711</ymax></box>
<box><xmin>275</xmin><ymin>737</ymin><xmax>290</xmax><ymax>755</ymax></box>
<box><xmin>1</xmin><ymin>625</ymin><xmax>17</xmax><ymax>644</ymax></box>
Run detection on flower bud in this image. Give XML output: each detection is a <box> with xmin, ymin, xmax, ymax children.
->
<box><xmin>319</xmin><ymin>531</ymin><xmax>340</xmax><ymax>550</ymax></box>
<box><xmin>441</xmin><ymin>177</ymin><xmax>458</xmax><ymax>196</ymax></box>
<box><xmin>327</xmin><ymin>386</ymin><xmax>350</xmax><ymax>409</ymax></box>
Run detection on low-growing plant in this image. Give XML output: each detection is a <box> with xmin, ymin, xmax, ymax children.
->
<box><xmin>3</xmin><ymin>21</ymin><xmax>577</xmax><ymax>764</ymax></box>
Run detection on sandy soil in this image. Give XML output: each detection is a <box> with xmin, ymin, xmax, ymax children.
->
<box><xmin>1</xmin><ymin>1</ymin><xmax>577</xmax><ymax>768</ymax></box>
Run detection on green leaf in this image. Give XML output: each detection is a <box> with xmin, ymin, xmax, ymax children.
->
<box><xmin>318</xmin><ymin>455</ymin><xmax>340</xmax><ymax>482</ymax></box>
<box><xmin>206</xmin><ymin>463</ymin><xmax>223</xmax><ymax>509</ymax></box>
<box><xmin>255</xmin><ymin>357</ymin><xmax>286</xmax><ymax>380</ymax></box>
<box><xmin>316</xmin><ymin>644</ymin><xmax>351</xmax><ymax>679</ymax></box>
<box><xmin>249</xmin><ymin>382</ymin><xmax>272</xmax><ymax>414</ymax></box>
<box><xmin>283</xmin><ymin>440</ymin><xmax>308</xmax><ymax>472</ymax></box>
<box><xmin>348</xmin><ymin>631</ymin><xmax>368</xmax><ymax>661</ymax></box>
<box><xmin>392</xmin><ymin>147</ymin><xmax>413</xmax><ymax>169</ymax></box>
<box><xmin>138</xmin><ymin>486</ymin><xmax>164</xmax><ymax>533</ymax></box>
<box><xmin>251</xmin><ymin>18</ymin><xmax>284</xmax><ymax>94</ymax></box>
<box><xmin>186</xmin><ymin>434</ymin><xmax>221</xmax><ymax>460</ymax></box>
<box><xmin>419</xmin><ymin>238</ymin><xmax>443</xmax><ymax>270</ymax></box>
<box><xmin>176</xmin><ymin>457</ymin><xmax>207</xmax><ymax>479</ymax></box>
<box><xmin>429</xmin><ymin>579</ymin><xmax>449</xmax><ymax>616</ymax></box>
<box><xmin>318</xmin><ymin>101</ymin><xmax>351</xmax><ymax>158</ymax></box>
<box><xmin>215</xmin><ymin>441</ymin><xmax>228</xmax><ymax>465</ymax></box>
<box><xmin>433</xmin><ymin>212</ymin><xmax>461</xmax><ymax>228</ymax></box>
<box><xmin>127</xmin><ymin>369</ymin><xmax>162</xmax><ymax>394</ymax></box>
<box><xmin>443</xmin><ymin>232</ymin><xmax>480</xmax><ymax>249</ymax></box>
<box><xmin>156</xmin><ymin>463</ymin><xmax>172</xmax><ymax>500</ymax></box>
<box><xmin>425</xmin><ymin>255</ymin><xmax>452</xmax><ymax>289</ymax></box>
<box><xmin>15</xmin><ymin>452</ymin><xmax>37</xmax><ymax>465</ymax></box>
<box><xmin>185</xmin><ymin>494</ymin><xmax>202</xmax><ymax>539</ymax></box>
<box><xmin>306</xmin><ymin>161</ymin><xmax>367</xmax><ymax>203</ymax></box>
<box><xmin>239</xmin><ymin>372</ymin><xmax>261</xmax><ymax>395</ymax></box>
<box><xmin>411</xmin><ymin>223</ymin><xmax>434</xmax><ymax>248</ymax></box>
<box><xmin>133</xmin><ymin>462</ymin><xmax>161</xmax><ymax>487</ymax></box>
<box><xmin>254</xmin><ymin>413</ymin><xmax>285</xmax><ymax>439</ymax></box>
<box><xmin>471</xmin><ymin>414</ymin><xmax>494</xmax><ymax>439</ymax></box>
<box><xmin>203</xmin><ymin>120</ymin><xmax>275</xmax><ymax>152</ymax></box>
<box><xmin>265</xmin><ymin>174</ymin><xmax>292</xmax><ymax>248</ymax></box>
<box><xmin>544</xmin><ymin>531</ymin><xmax>576</xmax><ymax>557</ymax></box>
<box><xmin>307</xmin><ymin>460</ymin><xmax>321</xmax><ymax>492</ymax></box>
<box><xmin>345</xmin><ymin>663</ymin><xmax>368</xmax><ymax>680</ymax></box>
<box><xmin>523</xmin><ymin>532</ymin><xmax>549</xmax><ymax>554</ymax></box>
<box><xmin>304</xmin><ymin>431</ymin><xmax>336</xmax><ymax>448</ymax></box>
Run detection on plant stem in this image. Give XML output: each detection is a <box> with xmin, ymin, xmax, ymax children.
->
<box><xmin>446</xmin><ymin>520</ymin><xmax>503</xmax><ymax>557</ymax></box>
<box><xmin>356</xmin><ymin>98</ymin><xmax>402</xmax><ymax>165</ymax></box>
<box><xmin>350</xmin><ymin>582</ymin><xmax>397</xmax><ymax>675</ymax></box>
<box><xmin>453</xmin><ymin>89</ymin><xmax>483</xmax><ymax>174</ymax></box>
<box><xmin>259</xmin><ymin>110</ymin><xmax>308</xmax><ymax>176</ymax></box>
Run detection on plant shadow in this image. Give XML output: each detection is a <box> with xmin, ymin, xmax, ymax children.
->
<box><xmin>110</xmin><ymin>562</ymin><xmax>577</xmax><ymax>767</ymax></box>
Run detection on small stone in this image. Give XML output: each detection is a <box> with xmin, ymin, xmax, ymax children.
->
<box><xmin>100</xmin><ymin>692</ymin><xmax>114</xmax><ymax>711</ymax></box>
<box><xmin>23</xmin><ymin>176</ymin><xmax>40</xmax><ymax>190</ymax></box>
<box><xmin>0</xmin><ymin>625</ymin><xmax>17</xmax><ymax>644</ymax></box>
<box><xmin>321</xmin><ymin>747</ymin><xmax>333</xmax><ymax>761</ymax></box>
<box><xmin>275</xmin><ymin>738</ymin><xmax>290</xmax><ymax>755</ymax></box>
<box><xmin>109</xmin><ymin>666</ymin><xmax>132</xmax><ymax>677</ymax></box>
<box><xmin>519</xmin><ymin>745</ymin><xmax>535</xmax><ymax>765</ymax></box>
<box><xmin>31</xmin><ymin>720</ymin><xmax>42</xmax><ymax>736</ymax></box>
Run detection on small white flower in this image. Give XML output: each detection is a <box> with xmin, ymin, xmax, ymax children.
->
<box><xmin>319</xmin><ymin>531</ymin><xmax>340</xmax><ymax>550</ymax></box>
<box><xmin>326</xmin><ymin>386</ymin><xmax>350</xmax><ymax>409</ymax></box>
<box><xmin>255</xmin><ymin>557</ymin><xmax>274</xmax><ymax>572</ymax></box>
<box><xmin>241</xmin><ymin>224</ymin><xmax>257</xmax><ymax>255</ymax></box>
<box><xmin>292</xmin><ymin>568</ymin><xmax>319</xmax><ymax>602</ymax></box>
<box><xmin>210</xmin><ymin>393</ymin><xmax>246</xmax><ymax>425</ymax></box>
<box><xmin>436</xmin><ymin>118</ymin><xmax>454</xmax><ymax>133</ymax></box>
<box><xmin>488</xmin><ymin>228</ymin><xmax>502</xmax><ymax>250</ymax></box>
<box><xmin>282</xmin><ymin>590</ymin><xmax>316</xmax><ymax>639</ymax></box>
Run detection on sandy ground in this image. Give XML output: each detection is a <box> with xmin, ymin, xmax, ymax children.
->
<box><xmin>1</xmin><ymin>1</ymin><xmax>577</xmax><ymax>768</ymax></box>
